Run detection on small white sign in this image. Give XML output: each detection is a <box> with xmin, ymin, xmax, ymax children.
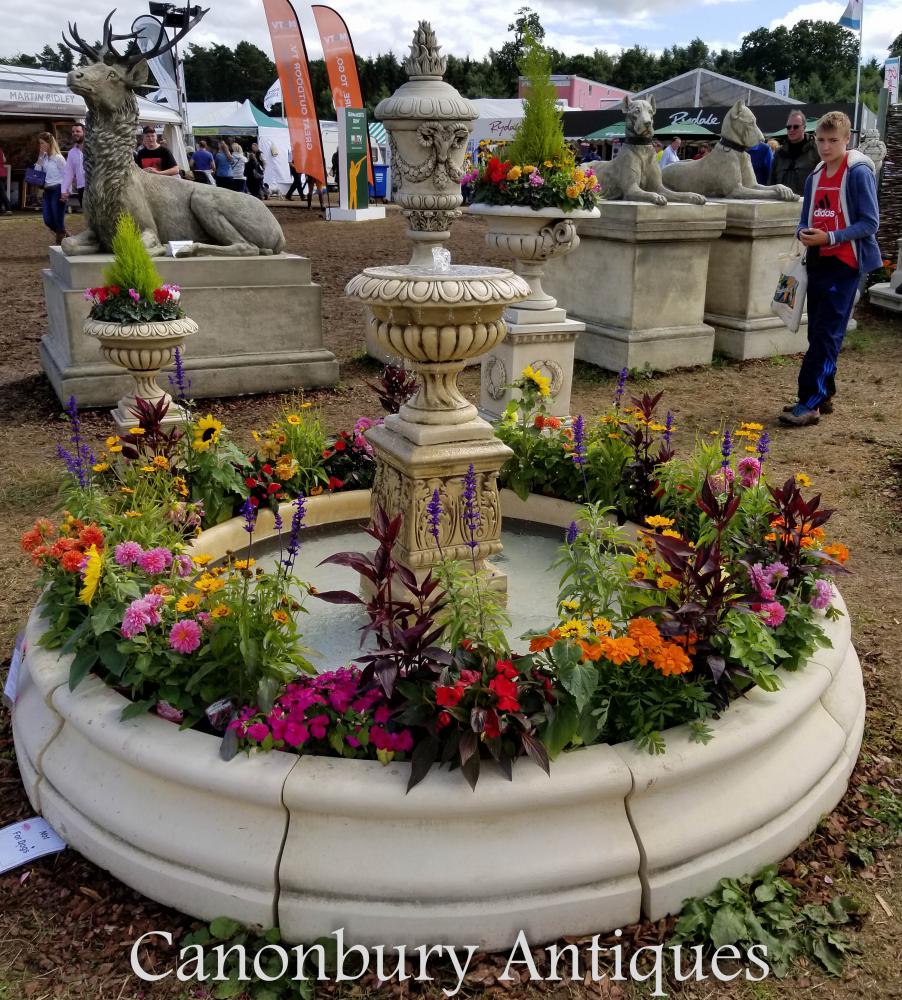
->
<box><xmin>167</xmin><ymin>240</ymin><xmax>194</xmax><ymax>257</ymax></box>
<box><xmin>3</xmin><ymin>633</ymin><xmax>24</xmax><ymax>708</ymax></box>
<box><xmin>0</xmin><ymin>818</ymin><xmax>66</xmax><ymax>874</ymax></box>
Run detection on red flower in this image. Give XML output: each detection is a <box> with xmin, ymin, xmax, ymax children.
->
<box><xmin>262</xmin><ymin>464</ymin><xmax>273</xmax><ymax>475</ymax></box>
<box><xmin>489</xmin><ymin>675</ymin><xmax>520</xmax><ymax>712</ymax></box>
<box><xmin>494</xmin><ymin>659</ymin><xmax>518</xmax><ymax>679</ymax></box>
<box><xmin>322</xmin><ymin>449</ymin><xmax>333</xmax><ymax>459</ymax></box>
<box><xmin>482</xmin><ymin>709</ymin><xmax>501</xmax><ymax>739</ymax></box>
<box><xmin>333</xmin><ymin>439</ymin><xmax>346</xmax><ymax>452</ymax></box>
<box><xmin>267</xmin><ymin>482</ymin><xmax>282</xmax><ymax>494</ymax></box>
<box><xmin>486</xmin><ymin>156</ymin><xmax>509</xmax><ymax>184</ymax></box>
<box><xmin>459</xmin><ymin>669</ymin><xmax>481</xmax><ymax>686</ymax></box>
<box><xmin>78</xmin><ymin>524</ymin><xmax>104</xmax><ymax>549</ymax></box>
<box><xmin>245</xmin><ymin>477</ymin><xmax>258</xmax><ymax>489</ymax></box>
<box><xmin>327</xmin><ymin>476</ymin><xmax>344</xmax><ymax>491</ymax></box>
<box><xmin>249</xmin><ymin>496</ymin><xmax>260</xmax><ymax>507</ymax></box>
<box><xmin>436</xmin><ymin>711</ymin><xmax>452</xmax><ymax>730</ymax></box>
<box><xmin>109</xmin><ymin>285</ymin><xmax>120</xmax><ymax>296</ymax></box>
<box><xmin>534</xmin><ymin>414</ymin><xmax>545</xmax><ymax>429</ymax></box>
<box><xmin>436</xmin><ymin>685</ymin><xmax>464</xmax><ymax>708</ymax></box>
<box><xmin>61</xmin><ymin>549</ymin><xmax>84</xmax><ymax>573</ymax></box>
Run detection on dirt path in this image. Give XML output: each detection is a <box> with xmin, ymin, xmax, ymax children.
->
<box><xmin>0</xmin><ymin>207</ymin><xmax>899</xmax><ymax>998</ymax></box>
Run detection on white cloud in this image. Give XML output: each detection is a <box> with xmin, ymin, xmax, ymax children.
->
<box><xmin>770</xmin><ymin>0</ymin><xmax>902</xmax><ymax>57</ymax></box>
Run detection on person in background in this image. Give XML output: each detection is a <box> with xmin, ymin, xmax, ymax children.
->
<box><xmin>653</xmin><ymin>139</ymin><xmax>663</xmax><ymax>162</ymax></box>
<box><xmin>692</xmin><ymin>143</ymin><xmax>712</xmax><ymax>160</ymax></box>
<box><xmin>780</xmin><ymin>111</ymin><xmax>880</xmax><ymax>427</ymax></box>
<box><xmin>190</xmin><ymin>139</ymin><xmax>215</xmax><ymax>184</ymax></box>
<box><xmin>214</xmin><ymin>139</ymin><xmax>234</xmax><ymax>188</ymax></box>
<box><xmin>246</xmin><ymin>148</ymin><xmax>265</xmax><ymax>199</ymax></box>
<box><xmin>230</xmin><ymin>141</ymin><xmax>247</xmax><ymax>193</ymax></box>
<box><xmin>35</xmin><ymin>131</ymin><xmax>67</xmax><ymax>244</ymax></box>
<box><xmin>748</xmin><ymin>139</ymin><xmax>773</xmax><ymax>184</ymax></box>
<box><xmin>304</xmin><ymin>175</ymin><xmax>327</xmax><ymax>212</ymax></box>
<box><xmin>285</xmin><ymin>159</ymin><xmax>305</xmax><ymax>200</ymax></box>
<box><xmin>0</xmin><ymin>145</ymin><xmax>11</xmax><ymax>215</ymax></box>
<box><xmin>767</xmin><ymin>138</ymin><xmax>780</xmax><ymax>155</ymax></box>
<box><xmin>60</xmin><ymin>122</ymin><xmax>85</xmax><ymax>213</ymax></box>
<box><xmin>135</xmin><ymin>126</ymin><xmax>179</xmax><ymax>175</ymax></box>
<box><xmin>331</xmin><ymin>148</ymin><xmax>340</xmax><ymax>200</ymax></box>
<box><xmin>660</xmin><ymin>136</ymin><xmax>681</xmax><ymax>167</ymax></box>
<box><xmin>769</xmin><ymin>109</ymin><xmax>819</xmax><ymax>197</ymax></box>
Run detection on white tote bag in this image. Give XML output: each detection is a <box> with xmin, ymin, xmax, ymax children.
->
<box><xmin>771</xmin><ymin>240</ymin><xmax>808</xmax><ymax>333</ymax></box>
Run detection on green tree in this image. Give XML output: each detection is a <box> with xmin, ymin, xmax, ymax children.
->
<box><xmin>491</xmin><ymin>7</ymin><xmax>545</xmax><ymax>96</ymax></box>
<box><xmin>507</xmin><ymin>33</ymin><xmax>566</xmax><ymax>165</ymax></box>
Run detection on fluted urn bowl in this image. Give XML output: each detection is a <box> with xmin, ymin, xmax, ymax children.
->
<box><xmin>347</xmin><ymin>264</ymin><xmax>529</xmax><ymax>425</ymax></box>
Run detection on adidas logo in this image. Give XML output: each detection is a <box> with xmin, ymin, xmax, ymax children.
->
<box><xmin>813</xmin><ymin>207</ymin><xmax>836</xmax><ymax>218</ymax></box>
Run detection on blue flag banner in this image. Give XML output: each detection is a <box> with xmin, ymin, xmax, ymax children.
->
<box><xmin>839</xmin><ymin>0</ymin><xmax>862</xmax><ymax>30</ymax></box>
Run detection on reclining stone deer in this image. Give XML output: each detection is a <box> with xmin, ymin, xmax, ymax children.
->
<box><xmin>61</xmin><ymin>10</ymin><xmax>285</xmax><ymax>257</ymax></box>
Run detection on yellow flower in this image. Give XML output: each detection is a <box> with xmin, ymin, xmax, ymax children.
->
<box><xmin>286</xmin><ymin>414</ymin><xmax>302</xmax><ymax>426</ymax></box>
<box><xmin>559</xmin><ymin>598</ymin><xmax>580</xmax><ymax>612</ymax></box>
<box><xmin>141</xmin><ymin>465</ymin><xmax>155</xmax><ymax>473</ymax></box>
<box><xmin>644</xmin><ymin>515</ymin><xmax>675</xmax><ymax>529</ymax></box>
<box><xmin>176</xmin><ymin>594</ymin><xmax>202</xmax><ymax>613</ymax></box>
<box><xmin>565</xmin><ymin>184</ymin><xmax>580</xmax><ymax>199</ymax></box>
<box><xmin>79</xmin><ymin>545</ymin><xmax>102</xmax><ymax>606</ymax></box>
<box><xmin>251</xmin><ymin>430</ymin><xmax>261</xmax><ymax>442</ymax></box>
<box><xmin>744</xmin><ymin>445</ymin><xmax>758</xmax><ymax>454</ymax></box>
<box><xmin>558</xmin><ymin>618</ymin><xmax>588</xmax><ymax>638</ymax></box>
<box><xmin>152</xmin><ymin>455</ymin><xmax>169</xmax><ymax>470</ymax></box>
<box><xmin>192</xmin><ymin>553</ymin><xmax>214</xmax><ymax>566</ymax></box>
<box><xmin>92</xmin><ymin>462</ymin><xmax>109</xmax><ymax>472</ymax></box>
<box><xmin>109</xmin><ymin>444</ymin><xmax>123</xmax><ymax>454</ymax></box>
<box><xmin>795</xmin><ymin>472</ymin><xmax>812</xmax><ymax>488</ymax></box>
<box><xmin>195</xmin><ymin>573</ymin><xmax>225</xmax><ymax>594</ymax></box>
<box><xmin>106</xmin><ymin>435</ymin><xmax>119</xmax><ymax>448</ymax></box>
<box><xmin>657</xmin><ymin>574</ymin><xmax>679</xmax><ymax>590</ymax></box>
<box><xmin>276</xmin><ymin>457</ymin><xmax>298</xmax><ymax>481</ymax></box>
<box><xmin>211</xmin><ymin>603</ymin><xmax>231</xmax><ymax>618</ymax></box>
<box><xmin>128</xmin><ymin>427</ymin><xmax>145</xmax><ymax>436</ymax></box>
<box><xmin>543</xmin><ymin>159</ymin><xmax>553</xmax><ymax>168</ymax></box>
<box><xmin>593</xmin><ymin>617</ymin><xmax>612</xmax><ymax>635</ymax></box>
<box><xmin>299</xmin><ymin>402</ymin><xmax>313</xmax><ymax>409</ymax></box>
<box><xmin>271</xmin><ymin>609</ymin><xmax>290</xmax><ymax>624</ymax></box>
<box><xmin>174</xmin><ymin>475</ymin><xmax>189</xmax><ymax>497</ymax></box>
<box><xmin>662</xmin><ymin>529</ymin><xmax>682</xmax><ymax>539</ymax></box>
<box><xmin>520</xmin><ymin>364</ymin><xmax>551</xmax><ymax>397</ymax></box>
<box><xmin>310</xmin><ymin>485</ymin><xmax>324</xmax><ymax>496</ymax></box>
<box><xmin>123</xmin><ymin>510</ymin><xmax>142</xmax><ymax>518</ymax></box>
<box><xmin>522</xmin><ymin>164</ymin><xmax>536</xmax><ymax>174</ymax></box>
<box><xmin>232</xmin><ymin>558</ymin><xmax>256</xmax><ymax>570</ymax></box>
<box><xmin>120</xmin><ymin>486</ymin><xmax>135</xmax><ymax>495</ymax></box>
<box><xmin>628</xmin><ymin>566</ymin><xmax>646</xmax><ymax>580</ymax></box>
<box><xmin>740</xmin><ymin>422</ymin><xmax>764</xmax><ymax>431</ymax></box>
<box><xmin>192</xmin><ymin>415</ymin><xmax>223</xmax><ymax>453</ymax></box>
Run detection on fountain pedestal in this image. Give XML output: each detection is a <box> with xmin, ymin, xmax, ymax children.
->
<box><xmin>346</xmin><ymin>265</ymin><xmax>529</xmax><ymax>593</ymax></box>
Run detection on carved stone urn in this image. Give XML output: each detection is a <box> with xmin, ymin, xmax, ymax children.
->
<box><xmin>467</xmin><ymin>204</ymin><xmax>600</xmax><ymax>319</ymax></box>
<box><xmin>84</xmin><ymin>316</ymin><xmax>198</xmax><ymax>432</ymax></box>
<box><xmin>376</xmin><ymin>23</ymin><xmax>478</xmax><ymax>266</ymax></box>
<box><xmin>346</xmin><ymin>264</ymin><xmax>529</xmax><ymax>589</ymax></box>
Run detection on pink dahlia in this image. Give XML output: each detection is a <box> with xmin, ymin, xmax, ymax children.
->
<box><xmin>758</xmin><ymin>601</ymin><xmax>786</xmax><ymax>628</ymax></box>
<box><xmin>138</xmin><ymin>547</ymin><xmax>173</xmax><ymax>574</ymax></box>
<box><xmin>169</xmin><ymin>618</ymin><xmax>202</xmax><ymax>653</ymax></box>
<box><xmin>115</xmin><ymin>541</ymin><xmax>144</xmax><ymax>566</ymax></box>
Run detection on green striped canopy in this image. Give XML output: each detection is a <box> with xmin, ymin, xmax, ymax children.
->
<box><xmin>369</xmin><ymin>121</ymin><xmax>388</xmax><ymax>146</ymax></box>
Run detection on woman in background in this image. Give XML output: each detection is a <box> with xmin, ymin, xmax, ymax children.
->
<box><xmin>214</xmin><ymin>140</ymin><xmax>234</xmax><ymax>189</ymax></box>
<box><xmin>230</xmin><ymin>141</ymin><xmax>247</xmax><ymax>193</ymax></box>
<box><xmin>35</xmin><ymin>132</ymin><xmax>67</xmax><ymax>244</ymax></box>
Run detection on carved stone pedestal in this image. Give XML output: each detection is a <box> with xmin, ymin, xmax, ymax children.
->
<box><xmin>704</xmin><ymin>200</ymin><xmax>810</xmax><ymax>359</ymax></box>
<box><xmin>869</xmin><ymin>237</ymin><xmax>902</xmax><ymax>315</ymax></box>
<box><xmin>346</xmin><ymin>264</ymin><xmax>529</xmax><ymax>596</ymax></box>
<box><xmin>543</xmin><ymin>202</ymin><xmax>727</xmax><ymax>372</ymax></box>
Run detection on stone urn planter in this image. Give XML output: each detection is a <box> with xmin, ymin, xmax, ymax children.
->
<box><xmin>468</xmin><ymin>203</ymin><xmax>599</xmax><ymax>316</ymax></box>
<box><xmin>84</xmin><ymin>316</ymin><xmax>198</xmax><ymax>432</ymax></box>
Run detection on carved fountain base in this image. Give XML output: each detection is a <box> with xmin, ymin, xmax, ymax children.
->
<box><xmin>346</xmin><ymin>264</ymin><xmax>529</xmax><ymax>598</ymax></box>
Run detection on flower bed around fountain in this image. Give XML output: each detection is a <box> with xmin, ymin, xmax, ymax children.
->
<box><xmin>13</xmin><ymin>488</ymin><xmax>864</xmax><ymax>949</ymax></box>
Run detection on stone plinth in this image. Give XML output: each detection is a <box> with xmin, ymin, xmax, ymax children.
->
<box><xmin>543</xmin><ymin>202</ymin><xmax>727</xmax><ymax>372</ymax></box>
<box><xmin>869</xmin><ymin>238</ymin><xmax>902</xmax><ymax>314</ymax></box>
<box><xmin>704</xmin><ymin>200</ymin><xmax>809</xmax><ymax>359</ymax></box>
<box><xmin>41</xmin><ymin>248</ymin><xmax>338</xmax><ymax>407</ymax></box>
<box><xmin>328</xmin><ymin>206</ymin><xmax>387</xmax><ymax>223</ymax></box>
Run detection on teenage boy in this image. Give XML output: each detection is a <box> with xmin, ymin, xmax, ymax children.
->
<box><xmin>780</xmin><ymin>111</ymin><xmax>881</xmax><ymax>428</ymax></box>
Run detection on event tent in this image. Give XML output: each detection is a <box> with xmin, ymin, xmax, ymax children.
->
<box><xmin>632</xmin><ymin>68</ymin><xmax>799</xmax><ymax>109</ymax></box>
<box><xmin>469</xmin><ymin>98</ymin><xmax>576</xmax><ymax>145</ymax></box>
<box><xmin>0</xmin><ymin>62</ymin><xmax>188</xmax><ymax>164</ymax></box>
<box><xmin>585</xmin><ymin>120</ymin><xmax>715</xmax><ymax>140</ymax></box>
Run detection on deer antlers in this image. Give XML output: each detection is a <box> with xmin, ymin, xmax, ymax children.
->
<box><xmin>62</xmin><ymin>7</ymin><xmax>208</xmax><ymax>66</ymax></box>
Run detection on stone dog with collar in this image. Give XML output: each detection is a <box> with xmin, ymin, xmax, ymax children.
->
<box><xmin>662</xmin><ymin>100</ymin><xmax>799</xmax><ymax>202</ymax></box>
<box><xmin>587</xmin><ymin>96</ymin><xmax>706</xmax><ymax>206</ymax></box>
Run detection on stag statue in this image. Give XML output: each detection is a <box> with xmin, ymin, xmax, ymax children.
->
<box><xmin>61</xmin><ymin>10</ymin><xmax>284</xmax><ymax>257</ymax></box>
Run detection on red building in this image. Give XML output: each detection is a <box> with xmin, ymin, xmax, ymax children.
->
<box><xmin>518</xmin><ymin>74</ymin><xmax>630</xmax><ymax>111</ymax></box>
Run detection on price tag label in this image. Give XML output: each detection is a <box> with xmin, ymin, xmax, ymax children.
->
<box><xmin>0</xmin><ymin>818</ymin><xmax>66</xmax><ymax>874</ymax></box>
<box><xmin>3</xmin><ymin>633</ymin><xmax>24</xmax><ymax>709</ymax></box>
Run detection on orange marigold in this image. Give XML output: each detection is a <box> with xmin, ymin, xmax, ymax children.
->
<box><xmin>578</xmin><ymin>639</ymin><xmax>606</xmax><ymax>662</ymax></box>
<box><xmin>627</xmin><ymin>617</ymin><xmax>663</xmax><ymax>664</ymax></box>
<box><xmin>79</xmin><ymin>524</ymin><xmax>105</xmax><ymax>549</ymax></box>
<box><xmin>650</xmin><ymin>642</ymin><xmax>693</xmax><ymax>677</ymax></box>
<box><xmin>60</xmin><ymin>549</ymin><xmax>85</xmax><ymax>573</ymax></box>
<box><xmin>529</xmin><ymin>629</ymin><xmax>561</xmax><ymax>653</ymax></box>
<box><xmin>601</xmin><ymin>635</ymin><xmax>640</xmax><ymax>666</ymax></box>
<box><xmin>823</xmin><ymin>542</ymin><xmax>849</xmax><ymax>565</ymax></box>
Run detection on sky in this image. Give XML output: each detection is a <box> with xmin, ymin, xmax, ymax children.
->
<box><xmin>4</xmin><ymin>0</ymin><xmax>900</xmax><ymax>72</ymax></box>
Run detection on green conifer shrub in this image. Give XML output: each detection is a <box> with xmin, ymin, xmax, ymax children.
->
<box><xmin>506</xmin><ymin>33</ymin><xmax>566</xmax><ymax>167</ymax></box>
<box><xmin>103</xmin><ymin>214</ymin><xmax>164</xmax><ymax>300</ymax></box>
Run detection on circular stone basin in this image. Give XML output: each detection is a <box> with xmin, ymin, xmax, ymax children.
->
<box><xmin>12</xmin><ymin>490</ymin><xmax>865</xmax><ymax>950</ymax></box>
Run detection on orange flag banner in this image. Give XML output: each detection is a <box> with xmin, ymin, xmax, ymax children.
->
<box><xmin>262</xmin><ymin>0</ymin><xmax>326</xmax><ymax>185</ymax></box>
<box><xmin>311</xmin><ymin>4</ymin><xmax>373</xmax><ymax>184</ymax></box>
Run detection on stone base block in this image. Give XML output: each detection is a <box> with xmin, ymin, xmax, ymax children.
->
<box><xmin>544</xmin><ymin>201</ymin><xmax>726</xmax><ymax>373</ymax></box>
<box><xmin>40</xmin><ymin>248</ymin><xmax>338</xmax><ymax>407</ymax></box>
<box><xmin>708</xmin><ymin>312</ymin><xmax>808</xmax><ymax>360</ymax></box>
<box><xmin>327</xmin><ymin>206</ymin><xmax>386</xmax><ymax>222</ymax></box>
<box><xmin>577</xmin><ymin>320</ymin><xmax>714</xmax><ymax>372</ymax></box>
<box><xmin>480</xmin><ymin>319</ymin><xmax>582</xmax><ymax>419</ymax></box>
<box><xmin>869</xmin><ymin>282</ymin><xmax>902</xmax><ymax>314</ymax></box>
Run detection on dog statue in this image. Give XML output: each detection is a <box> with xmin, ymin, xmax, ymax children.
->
<box><xmin>587</xmin><ymin>96</ymin><xmax>706</xmax><ymax>207</ymax></box>
<box><xmin>859</xmin><ymin>129</ymin><xmax>887</xmax><ymax>175</ymax></box>
<box><xmin>661</xmin><ymin>100</ymin><xmax>799</xmax><ymax>201</ymax></box>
